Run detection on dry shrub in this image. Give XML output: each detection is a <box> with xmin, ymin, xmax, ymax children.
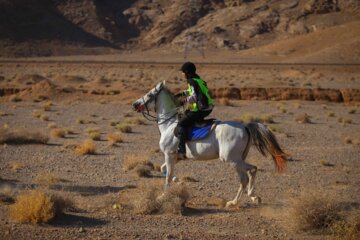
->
<box><xmin>41</xmin><ymin>114</ymin><xmax>49</xmax><ymax>121</ymax></box>
<box><xmin>10</xmin><ymin>95</ymin><xmax>22</xmax><ymax>102</ymax></box>
<box><xmin>286</xmin><ymin>192</ymin><xmax>341</xmax><ymax>232</ymax></box>
<box><xmin>74</xmin><ymin>139</ymin><xmax>96</xmax><ymax>155</ymax></box>
<box><xmin>0</xmin><ymin>127</ymin><xmax>49</xmax><ymax>144</ymax></box>
<box><xmin>34</xmin><ymin>173</ymin><xmax>60</xmax><ymax>188</ymax></box>
<box><xmin>63</xmin><ymin>127</ymin><xmax>75</xmax><ymax>135</ymax></box>
<box><xmin>180</xmin><ymin>176</ymin><xmax>199</xmax><ymax>182</ymax></box>
<box><xmin>218</xmin><ymin>98</ymin><xmax>232</xmax><ymax>106</ymax></box>
<box><xmin>116</xmin><ymin>123</ymin><xmax>132</xmax><ymax>133</ymax></box>
<box><xmin>76</xmin><ymin>118</ymin><xmax>85</xmax><ymax>124</ymax></box>
<box><xmin>47</xmin><ymin>123</ymin><xmax>57</xmax><ymax>129</ymax></box>
<box><xmin>134</xmin><ymin>183</ymin><xmax>190</xmax><ymax>215</ymax></box>
<box><xmin>319</xmin><ymin>160</ymin><xmax>335</xmax><ymax>167</ymax></box>
<box><xmin>125</xmin><ymin>117</ymin><xmax>145</xmax><ymax>125</ymax></box>
<box><xmin>134</xmin><ymin>165</ymin><xmax>153</xmax><ymax>178</ymax></box>
<box><xmin>327</xmin><ymin>112</ymin><xmax>335</xmax><ymax>117</ymax></box>
<box><xmin>295</xmin><ymin>113</ymin><xmax>311</xmax><ymax>124</ymax></box>
<box><xmin>9</xmin><ymin>162</ymin><xmax>25</xmax><ymax>172</ymax></box>
<box><xmin>51</xmin><ymin>128</ymin><xmax>66</xmax><ymax>138</ymax></box>
<box><xmin>86</xmin><ymin>128</ymin><xmax>100</xmax><ymax>134</ymax></box>
<box><xmin>348</xmin><ymin>108</ymin><xmax>356</xmax><ymax>114</ymax></box>
<box><xmin>331</xmin><ymin>215</ymin><xmax>360</xmax><ymax>240</ymax></box>
<box><xmin>32</xmin><ymin>110</ymin><xmax>42</xmax><ymax>119</ymax></box>
<box><xmin>235</xmin><ymin>113</ymin><xmax>274</xmax><ymax>124</ymax></box>
<box><xmin>123</xmin><ymin>154</ymin><xmax>153</xmax><ymax>171</ymax></box>
<box><xmin>89</xmin><ymin>132</ymin><xmax>101</xmax><ymax>141</ymax></box>
<box><xmin>9</xmin><ymin>190</ymin><xmax>71</xmax><ymax>224</ymax></box>
<box><xmin>106</xmin><ymin>132</ymin><xmax>123</xmax><ymax>146</ymax></box>
<box><xmin>42</xmin><ymin>101</ymin><xmax>53</xmax><ymax>111</ymax></box>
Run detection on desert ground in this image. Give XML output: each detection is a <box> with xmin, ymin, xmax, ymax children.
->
<box><xmin>0</xmin><ymin>59</ymin><xmax>359</xmax><ymax>240</ymax></box>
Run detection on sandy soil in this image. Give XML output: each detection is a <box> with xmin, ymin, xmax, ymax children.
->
<box><xmin>0</xmin><ymin>61</ymin><xmax>359</xmax><ymax>239</ymax></box>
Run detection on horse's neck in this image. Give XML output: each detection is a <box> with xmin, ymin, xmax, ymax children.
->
<box><xmin>156</xmin><ymin>89</ymin><xmax>178</xmax><ymax>134</ymax></box>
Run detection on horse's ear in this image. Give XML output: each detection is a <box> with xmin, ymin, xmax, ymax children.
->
<box><xmin>162</xmin><ymin>80</ymin><xmax>166</xmax><ymax>86</ymax></box>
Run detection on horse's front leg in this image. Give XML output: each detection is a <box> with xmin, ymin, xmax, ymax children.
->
<box><xmin>164</xmin><ymin>152</ymin><xmax>175</xmax><ymax>192</ymax></box>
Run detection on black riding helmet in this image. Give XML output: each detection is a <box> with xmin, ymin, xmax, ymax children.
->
<box><xmin>181</xmin><ymin>62</ymin><xmax>196</xmax><ymax>74</ymax></box>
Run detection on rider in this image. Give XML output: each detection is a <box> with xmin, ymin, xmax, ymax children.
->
<box><xmin>175</xmin><ymin>62</ymin><xmax>214</xmax><ymax>158</ymax></box>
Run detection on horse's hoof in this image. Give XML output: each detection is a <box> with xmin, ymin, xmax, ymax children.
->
<box><xmin>251</xmin><ymin>196</ymin><xmax>261</xmax><ymax>204</ymax></box>
<box><xmin>225</xmin><ymin>201</ymin><xmax>236</xmax><ymax>209</ymax></box>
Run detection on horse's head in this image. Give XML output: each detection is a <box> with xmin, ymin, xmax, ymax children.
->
<box><xmin>132</xmin><ymin>81</ymin><xmax>165</xmax><ymax>113</ymax></box>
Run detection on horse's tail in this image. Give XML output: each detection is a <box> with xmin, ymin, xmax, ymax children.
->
<box><xmin>246</xmin><ymin>122</ymin><xmax>287</xmax><ymax>172</ymax></box>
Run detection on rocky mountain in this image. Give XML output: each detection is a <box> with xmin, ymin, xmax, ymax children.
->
<box><xmin>0</xmin><ymin>0</ymin><xmax>359</xmax><ymax>58</ymax></box>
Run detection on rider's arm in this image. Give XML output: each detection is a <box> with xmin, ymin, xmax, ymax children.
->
<box><xmin>186</xmin><ymin>85</ymin><xmax>197</xmax><ymax>104</ymax></box>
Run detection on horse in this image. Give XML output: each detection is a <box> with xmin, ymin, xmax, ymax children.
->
<box><xmin>132</xmin><ymin>81</ymin><xmax>287</xmax><ymax>208</ymax></box>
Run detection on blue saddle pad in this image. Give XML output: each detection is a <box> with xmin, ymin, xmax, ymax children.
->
<box><xmin>187</xmin><ymin>120</ymin><xmax>217</xmax><ymax>141</ymax></box>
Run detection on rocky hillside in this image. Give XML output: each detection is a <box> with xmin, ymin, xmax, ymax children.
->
<box><xmin>0</xmin><ymin>0</ymin><xmax>359</xmax><ymax>57</ymax></box>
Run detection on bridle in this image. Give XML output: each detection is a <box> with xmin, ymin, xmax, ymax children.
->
<box><xmin>138</xmin><ymin>86</ymin><xmax>180</xmax><ymax>125</ymax></box>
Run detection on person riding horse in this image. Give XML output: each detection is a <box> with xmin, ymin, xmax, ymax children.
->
<box><xmin>175</xmin><ymin>62</ymin><xmax>214</xmax><ymax>159</ymax></box>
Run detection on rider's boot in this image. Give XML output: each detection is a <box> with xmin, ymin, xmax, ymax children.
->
<box><xmin>177</xmin><ymin>128</ymin><xmax>187</xmax><ymax>160</ymax></box>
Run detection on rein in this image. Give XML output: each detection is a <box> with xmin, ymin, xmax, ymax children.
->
<box><xmin>141</xmin><ymin>88</ymin><xmax>180</xmax><ymax>125</ymax></box>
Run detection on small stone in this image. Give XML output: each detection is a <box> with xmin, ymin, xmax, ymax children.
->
<box><xmin>79</xmin><ymin>227</ymin><xmax>84</xmax><ymax>233</ymax></box>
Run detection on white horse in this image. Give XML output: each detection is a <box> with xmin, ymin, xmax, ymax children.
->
<box><xmin>132</xmin><ymin>81</ymin><xmax>287</xmax><ymax>208</ymax></box>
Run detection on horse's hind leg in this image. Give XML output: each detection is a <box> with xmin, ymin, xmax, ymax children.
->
<box><xmin>226</xmin><ymin>164</ymin><xmax>249</xmax><ymax>208</ymax></box>
<box><xmin>245</xmin><ymin>163</ymin><xmax>261</xmax><ymax>204</ymax></box>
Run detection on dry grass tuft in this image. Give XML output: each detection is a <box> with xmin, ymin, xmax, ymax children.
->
<box><xmin>295</xmin><ymin>113</ymin><xmax>311</xmax><ymax>124</ymax></box>
<box><xmin>41</xmin><ymin>114</ymin><xmax>49</xmax><ymax>121</ymax></box>
<box><xmin>331</xmin><ymin>215</ymin><xmax>360</xmax><ymax>240</ymax></box>
<box><xmin>106</xmin><ymin>132</ymin><xmax>123</xmax><ymax>146</ymax></box>
<box><xmin>123</xmin><ymin>154</ymin><xmax>153</xmax><ymax>171</ymax></box>
<box><xmin>51</xmin><ymin>128</ymin><xmax>66</xmax><ymax>138</ymax></box>
<box><xmin>125</xmin><ymin>117</ymin><xmax>145</xmax><ymax>125</ymax></box>
<box><xmin>0</xmin><ymin>127</ymin><xmax>49</xmax><ymax>144</ymax></box>
<box><xmin>218</xmin><ymin>98</ymin><xmax>232</xmax><ymax>106</ymax></box>
<box><xmin>9</xmin><ymin>162</ymin><xmax>25</xmax><ymax>172</ymax></box>
<box><xmin>134</xmin><ymin>165</ymin><xmax>153</xmax><ymax>178</ymax></box>
<box><xmin>116</xmin><ymin>123</ymin><xmax>132</xmax><ymax>133</ymax></box>
<box><xmin>235</xmin><ymin>113</ymin><xmax>274</xmax><ymax>124</ymax></box>
<box><xmin>32</xmin><ymin>110</ymin><xmax>42</xmax><ymax>119</ymax></box>
<box><xmin>10</xmin><ymin>95</ymin><xmax>22</xmax><ymax>102</ymax></box>
<box><xmin>47</xmin><ymin>123</ymin><xmax>57</xmax><ymax>129</ymax></box>
<box><xmin>74</xmin><ymin>139</ymin><xmax>96</xmax><ymax>155</ymax></box>
<box><xmin>180</xmin><ymin>176</ymin><xmax>199</xmax><ymax>182</ymax></box>
<box><xmin>9</xmin><ymin>190</ymin><xmax>72</xmax><ymax>224</ymax></box>
<box><xmin>348</xmin><ymin>108</ymin><xmax>356</xmax><ymax>114</ymax></box>
<box><xmin>42</xmin><ymin>101</ymin><xmax>53</xmax><ymax>111</ymax></box>
<box><xmin>89</xmin><ymin>132</ymin><xmax>101</xmax><ymax>141</ymax></box>
<box><xmin>327</xmin><ymin>112</ymin><xmax>335</xmax><ymax>117</ymax></box>
<box><xmin>133</xmin><ymin>183</ymin><xmax>190</xmax><ymax>215</ymax></box>
<box><xmin>285</xmin><ymin>192</ymin><xmax>341</xmax><ymax>232</ymax></box>
<box><xmin>320</xmin><ymin>160</ymin><xmax>335</xmax><ymax>167</ymax></box>
<box><xmin>34</xmin><ymin>173</ymin><xmax>60</xmax><ymax>188</ymax></box>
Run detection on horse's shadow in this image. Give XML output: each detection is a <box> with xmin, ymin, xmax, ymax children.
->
<box><xmin>182</xmin><ymin>206</ymin><xmax>229</xmax><ymax>216</ymax></box>
<box><xmin>51</xmin><ymin>213</ymin><xmax>108</xmax><ymax>227</ymax></box>
<box><xmin>0</xmin><ymin>179</ymin><xmax>136</xmax><ymax>196</ymax></box>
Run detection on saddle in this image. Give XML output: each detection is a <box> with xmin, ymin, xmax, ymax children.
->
<box><xmin>175</xmin><ymin>118</ymin><xmax>219</xmax><ymax>141</ymax></box>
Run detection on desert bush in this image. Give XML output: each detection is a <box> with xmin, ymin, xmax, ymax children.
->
<box><xmin>0</xmin><ymin>127</ymin><xmax>49</xmax><ymax>144</ymax></box>
<box><xmin>286</xmin><ymin>192</ymin><xmax>341</xmax><ymax>232</ymax></box>
<box><xmin>86</xmin><ymin>128</ymin><xmax>100</xmax><ymax>134</ymax></box>
<box><xmin>218</xmin><ymin>98</ymin><xmax>232</xmax><ymax>106</ymax></box>
<box><xmin>76</xmin><ymin>118</ymin><xmax>85</xmax><ymax>124</ymax></box>
<box><xmin>42</xmin><ymin>101</ymin><xmax>53</xmax><ymax>111</ymax></box>
<box><xmin>34</xmin><ymin>173</ymin><xmax>60</xmax><ymax>188</ymax></box>
<box><xmin>9</xmin><ymin>190</ymin><xmax>72</xmax><ymax>224</ymax></box>
<box><xmin>63</xmin><ymin>127</ymin><xmax>75</xmax><ymax>134</ymax></box>
<box><xmin>295</xmin><ymin>113</ymin><xmax>311</xmax><ymax>124</ymax></box>
<box><xmin>74</xmin><ymin>139</ymin><xmax>96</xmax><ymax>155</ymax></box>
<box><xmin>106</xmin><ymin>132</ymin><xmax>123</xmax><ymax>146</ymax></box>
<box><xmin>319</xmin><ymin>160</ymin><xmax>335</xmax><ymax>167</ymax></box>
<box><xmin>109</xmin><ymin>120</ymin><xmax>119</xmax><ymax>127</ymax></box>
<box><xmin>123</xmin><ymin>154</ymin><xmax>153</xmax><ymax>171</ymax></box>
<box><xmin>10</xmin><ymin>95</ymin><xmax>22</xmax><ymax>102</ymax></box>
<box><xmin>116</xmin><ymin>123</ymin><xmax>132</xmax><ymax>133</ymax></box>
<box><xmin>235</xmin><ymin>113</ymin><xmax>274</xmax><ymax>124</ymax></box>
<box><xmin>348</xmin><ymin>108</ymin><xmax>356</xmax><ymax>114</ymax></box>
<box><xmin>331</xmin><ymin>215</ymin><xmax>360</xmax><ymax>240</ymax></box>
<box><xmin>41</xmin><ymin>114</ymin><xmax>49</xmax><ymax>121</ymax></box>
<box><xmin>125</xmin><ymin>117</ymin><xmax>145</xmax><ymax>125</ymax></box>
<box><xmin>51</xmin><ymin>128</ymin><xmax>66</xmax><ymax>138</ymax></box>
<box><xmin>47</xmin><ymin>123</ymin><xmax>57</xmax><ymax>129</ymax></box>
<box><xmin>9</xmin><ymin>162</ymin><xmax>25</xmax><ymax>172</ymax></box>
<box><xmin>32</xmin><ymin>110</ymin><xmax>42</xmax><ymax>119</ymax></box>
<box><xmin>89</xmin><ymin>132</ymin><xmax>101</xmax><ymax>141</ymax></box>
<box><xmin>133</xmin><ymin>183</ymin><xmax>190</xmax><ymax>215</ymax></box>
<box><xmin>327</xmin><ymin>112</ymin><xmax>335</xmax><ymax>117</ymax></box>
<box><xmin>134</xmin><ymin>165</ymin><xmax>153</xmax><ymax>178</ymax></box>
